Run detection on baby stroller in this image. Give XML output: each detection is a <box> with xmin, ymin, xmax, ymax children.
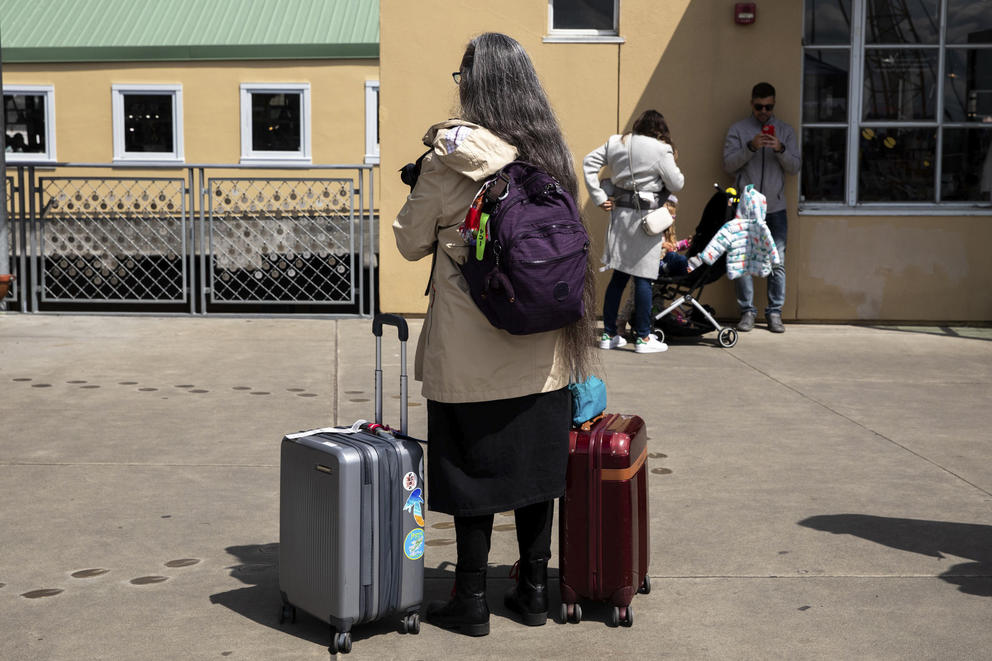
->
<box><xmin>650</xmin><ymin>185</ymin><xmax>740</xmax><ymax>348</ymax></box>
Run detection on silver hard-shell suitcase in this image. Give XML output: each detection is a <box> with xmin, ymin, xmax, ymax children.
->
<box><xmin>279</xmin><ymin>314</ymin><xmax>424</xmax><ymax>654</ymax></box>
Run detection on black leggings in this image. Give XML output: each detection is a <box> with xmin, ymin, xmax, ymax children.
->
<box><xmin>454</xmin><ymin>500</ymin><xmax>554</xmax><ymax>572</ymax></box>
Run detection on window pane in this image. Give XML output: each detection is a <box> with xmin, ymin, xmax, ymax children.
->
<box><xmin>251</xmin><ymin>93</ymin><xmax>301</xmax><ymax>152</ymax></box>
<box><xmin>858</xmin><ymin>127</ymin><xmax>936</xmax><ymax>202</ymax></box>
<box><xmin>3</xmin><ymin>93</ymin><xmax>47</xmax><ymax>153</ymax></box>
<box><xmin>123</xmin><ymin>94</ymin><xmax>174</xmax><ymax>153</ymax></box>
<box><xmin>944</xmin><ymin>48</ymin><xmax>992</xmax><ymax>122</ymax></box>
<box><xmin>804</xmin><ymin>50</ymin><xmax>849</xmax><ymax>122</ymax></box>
<box><xmin>946</xmin><ymin>0</ymin><xmax>992</xmax><ymax>44</ymax></box>
<box><xmin>804</xmin><ymin>0</ymin><xmax>852</xmax><ymax>45</ymax></box>
<box><xmin>802</xmin><ymin>128</ymin><xmax>847</xmax><ymax>202</ymax></box>
<box><xmin>941</xmin><ymin>128</ymin><xmax>992</xmax><ymax>201</ymax></box>
<box><xmin>863</xmin><ymin>49</ymin><xmax>938</xmax><ymax>120</ymax></box>
<box><xmin>552</xmin><ymin>0</ymin><xmax>614</xmax><ymax>30</ymax></box>
<box><xmin>865</xmin><ymin>0</ymin><xmax>939</xmax><ymax>44</ymax></box>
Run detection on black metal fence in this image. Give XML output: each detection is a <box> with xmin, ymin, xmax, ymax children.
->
<box><xmin>1</xmin><ymin>163</ymin><xmax>376</xmax><ymax>315</ymax></box>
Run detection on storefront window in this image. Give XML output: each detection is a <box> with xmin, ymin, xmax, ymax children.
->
<box><xmin>941</xmin><ymin>128</ymin><xmax>992</xmax><ymax>200</ymax></box>
<box><xmin>803</xmin><ymin>128</ymin><xmax>848</xmax><ymax>202</ymax></box>
<box><xmin>858</xmin><ymin>127</ymin><xmax>936</xmax><ymax>201</ymax></box>
<box><xmin>239</xmin><ymin>84</ymin><xmax>311</xmax><ymax>163</ymax></box>
<box><xmin>804</xmin><ymin>0</ymin><xmax>852</xmax><ymax>45</ymax></box>
<box><xmin>863</xmin><ymin>49</ymin><xmax>938</xmax><ymax>121</ymax></box>
<box><xmin>250</xmin><ymin>93</ymin><xmax>301</xmax><ymax>152</ymax></box>
<box><xmin>123</xmin><ymin>95</ymin><xmax>175</xmax><ymax>153</ymax></box>
<box><xmin>801</xmin><ymin>0</ymin><xmax>992</xmax><ymax>207</ymax></box>
<box><xmin>865</xmin><ymin>0</ymin><xmax>940</xmax><ymax>44</ymax></box>
<box><xmin>546</xmin><ymin>0</ymin><xmax>620</xmax><ymax>41</ymax></box>
<box><xmin>111</xmin><ymin>85</ymin><xmax>184</xmax><ymax>162</ymax></box>
<box><xmin>3</xmin><ymin>85</ymin><xmax>56</xmax><ymax>162</ymax></box>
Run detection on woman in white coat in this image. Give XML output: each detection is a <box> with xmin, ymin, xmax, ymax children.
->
<box><xmin>583</xmin><ymin>110</ymin><xmax>685</xmax><ymax>353</ymax></box>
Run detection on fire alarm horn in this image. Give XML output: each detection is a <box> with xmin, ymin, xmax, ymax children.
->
<box><xmin>735</xmin><ymin>3</ymin><xmax>756</xmax><ymax>25</ymax></box>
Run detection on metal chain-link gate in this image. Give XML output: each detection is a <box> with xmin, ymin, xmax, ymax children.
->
<box><xmin>206</xmin><ymin>178</ymin><xmax>358</xmax><ymax>306</ymax></box>
<box><xmin>0</xmin><ymin>163</ymin><xmax>375</xmax><ymax>315</ymax></box>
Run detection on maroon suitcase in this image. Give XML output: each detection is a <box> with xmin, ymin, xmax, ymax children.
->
<box><xmin>558</xmin><ymin>412</ymin><xmax>650</xmax><ymax>627</ymax></box>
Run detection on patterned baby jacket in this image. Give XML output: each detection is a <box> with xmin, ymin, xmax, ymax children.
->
<box><xmin>699</xmin><ymin>185</ymin><xmax>781</xmax><ymax>279</ymax></box>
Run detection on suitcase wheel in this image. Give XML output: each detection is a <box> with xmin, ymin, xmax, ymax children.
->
<box><xmin>400</xmin><ymin>612</ymin><xmax>421</xmax><ymax>635</ymax></box>
<box><xmin>278</xmin><ymin>603</ymin><xmax>296</xmax><ymax>625</ymax></box>
<box><xmin>329</xmin><ymin>631</ymin><xmax>352</xmax><ymax>654</ymax></box>
<box><xmin>559</xmin><ymin>602</ymin><xmax>582</xmax><ymax>624</ymax></box>
<box><xmin>609</xmin><ymin>605</ymin><xmax>634</xmax><ymax>628</ymax></box>
<box><xmin>638</xmin><ymin>575</ymin><xmax>652</xmax><ymax>595</ymax></box>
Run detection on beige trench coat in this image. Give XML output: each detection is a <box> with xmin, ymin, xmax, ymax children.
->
<box><xmin>392</xmin><ymin>120</ymin><xmax>571</xmax><ymax>403</ymax></box>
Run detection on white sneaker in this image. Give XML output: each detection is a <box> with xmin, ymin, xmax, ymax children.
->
<box><xmin>634</xmin><ymin>335</ymin><xmax>668</xmax><ymax>353</ymax></box>
<box><xmin>599</xmin><ymin>333</ymin><xmax>628</xmax><ymax>350</ymax></box>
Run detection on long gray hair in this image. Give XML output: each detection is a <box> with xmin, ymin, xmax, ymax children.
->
<box><xmin>458</xmin><ymin>32</ymin><xmax>596</xmax><ymax>377</ymax></box>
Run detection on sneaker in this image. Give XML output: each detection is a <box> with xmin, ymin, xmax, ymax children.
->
<box><xmin>634</xmin><ymin>335</ymin><xmax>668</xmax><ymax>353</ymax></box>
<box><xmin>599</xmin><ymin>333</ymin><xmax>628</xmax><ymax>350</ymax></box>
<box><xmin>737</xmin><ymin>310</ymin><xmax>756</xmax><ymax>332</ymax></box>
<box><xmin>767</xmin><ymin>312</ymin><xmax>786</xmax><ymax>333</ymax></box>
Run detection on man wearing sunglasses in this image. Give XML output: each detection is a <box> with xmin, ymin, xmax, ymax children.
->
<box><xmin>722</xmin><ymin>82</ymin><xmax>801</xmax><ymax>334</ymax></box>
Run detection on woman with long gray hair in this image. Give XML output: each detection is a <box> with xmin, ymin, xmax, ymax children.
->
<box><xmin>393</xmin><ymin>32</ymin><xmax>595</xmax><ymax>636</ymax></box>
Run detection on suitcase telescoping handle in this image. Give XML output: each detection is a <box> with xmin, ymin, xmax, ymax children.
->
<box><xmin>372</xmin><ymin>314</ymin><xmax>408</xmax><ymax>435</ymax></box>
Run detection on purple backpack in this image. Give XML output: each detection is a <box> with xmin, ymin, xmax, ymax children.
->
<box><xmin>458</xmin><ymin>162</ymin><xmax>589</xmax><ymax>335</ymax></box>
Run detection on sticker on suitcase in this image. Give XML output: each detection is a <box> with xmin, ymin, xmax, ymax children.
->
<box><xmin>402</xmin><ymin>471</ymin><xmax>418</xmax><ymax>491</ymax></box>
<box><xmin>403</xmin><ymin>488</ymin><xmax>425</xmax><ymax>527</ymax></box>
<box><xmin>404</xmin><ymin>528</ymin><xmax>425</xmax><ymax>560</ymax></box>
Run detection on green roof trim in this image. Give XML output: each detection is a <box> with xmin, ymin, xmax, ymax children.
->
<box><xmin>0</xmin><ymin>0</ymin><xmax>379</xmax><ymax>63</ymax></box>
<box><xmin>2</xmin><ymin>44</ymin><xmax>378</xmax><ymax>64</ymax></box>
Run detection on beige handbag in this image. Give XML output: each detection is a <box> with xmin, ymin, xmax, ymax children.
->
<box><xmin>628</xmin><ymin>136</ymin><xmax>673</xmax><ymax>236</ymax></box>
<box><xmin>639</xmin><ymin>205</ymin><xmax>674</xmax><ymax>236</ymax></box>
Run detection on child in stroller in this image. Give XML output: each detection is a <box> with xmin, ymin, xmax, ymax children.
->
<box><xmin>648</xmin><ymin>185</ymin><xmax>741</xmax><ymax>348</ymax></box>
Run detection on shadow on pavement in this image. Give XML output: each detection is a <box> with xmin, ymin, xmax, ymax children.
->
<box><xmin>209</xmin><ymin>544</ymin><xmax>641</xmax><ymax>646</ymax></box>
<box><xmin>861</xmin><ymin>325</ymin><xmax>992</xmax><ymax>342</ymax></box>
<box><xmin>799</xmin><ymin>514</ymin><xmax>992</xmax><ymax>597</ymax></box>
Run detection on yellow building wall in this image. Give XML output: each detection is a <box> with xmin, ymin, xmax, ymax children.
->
<box><xmin>380</xmin><ymin>0</ymin><xmax>992</xmax><ymax>322</ymax></box>
<box><xmin>4</xmin><ymin>59</ymin><xmax>378</xmax><ymax>166</ymax></box>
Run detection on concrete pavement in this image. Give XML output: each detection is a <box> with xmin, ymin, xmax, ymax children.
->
<box><xmin>1</xmin><ymin>314</ymin><xmax>990</xmax><ymax>660</ymax></box>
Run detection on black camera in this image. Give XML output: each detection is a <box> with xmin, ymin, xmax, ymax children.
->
<box><xmin>400</xmin><ymin>148</ymin><xmax>431</xmax><ymax>192</ymax></box>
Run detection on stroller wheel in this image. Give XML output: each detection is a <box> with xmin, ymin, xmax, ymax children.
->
<box><xmin>652</xmin><ymin>328</ymin><xmax>665</xmax><ymax>344</ymax></box>
<box><xmin>718</xmin><ymin>327</ymin><xmax>738</xmax><ymax>348</ymax></box>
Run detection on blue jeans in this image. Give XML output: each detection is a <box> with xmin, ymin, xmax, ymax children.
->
<box><xmin>660</xmin><ymin>252</ymin><xmax>688</xmax><ymax>276</ymax></box>
<box><xmin>603</xmin><ymin>270</ymin><xmax>653</xmax><ymax>338</ymax></box>
<box><xmin>735</xmin><ymin>209</ymin><xmax>787</xmax><ymax>316</ymax></box>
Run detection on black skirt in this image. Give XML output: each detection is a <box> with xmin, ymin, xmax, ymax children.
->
<box><xmin>426</xmin><ymin>387</ymin><xmax>571</xmax><ymax>517</ymax></box>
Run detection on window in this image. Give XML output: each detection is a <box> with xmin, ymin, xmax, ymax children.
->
<box><xmin>365</xmin><ymin>81</ymin><xmax>380</xmax><ymax>165</ymax></box>
<box><xmin>3</xmin><ymin>85</ymin><xmax>56</xmax><ymax>162</ymax></box>
<box><xmin>112</xmin><ymin>84</ymin><xmax>184</xmax><ymax>163</ymax></box>
<box><xmin>545</xmin><ymin>0</ymin><xmax>622</xmax><ymax>43</ymax></box>
<box><xmin>240</xmin><ymin>83</ymin><xmax>311</xmax><ymax>163</ymax></box>
<box><xmin>801</xmin><ymin>0</ymin><xmax>992</xmax><ymax>209</ymax></box>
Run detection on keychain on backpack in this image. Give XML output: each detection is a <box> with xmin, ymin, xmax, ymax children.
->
<box><xmin>458</xmin><ymin>188</ymin><xmax>487</xmax><ymax>246</ymax></box>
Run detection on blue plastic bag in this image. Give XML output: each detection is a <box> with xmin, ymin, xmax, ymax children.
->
<box><xmin>569</xmin><ymin>375</ymin><xmax>607</xmax><ymax>426</ymax></box>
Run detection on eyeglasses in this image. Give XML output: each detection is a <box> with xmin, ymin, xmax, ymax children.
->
<box><xmin>753</xmin><ymin>103</ymin><xmax>775</xmax><ymax>111</ymax></box>
<box><xmin>452</xmin><ymin>71</ymin><xmax>462</xmax><ymax>84</ymax></box>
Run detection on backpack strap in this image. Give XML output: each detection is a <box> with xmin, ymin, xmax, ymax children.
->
<box><xmin>424</xmin><ymin>241</ymin><xmax>438</xmax><ymax>296</ymax></box>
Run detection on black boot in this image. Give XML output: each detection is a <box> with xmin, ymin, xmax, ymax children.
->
<box><xmin>503</xmin><ymin>559</ymin><xmax>549</xmax><ymax>626</ymax></box>
<box><xmin>425</xmin><ymin>569</ymin><xmax>490</xmax><ymax>636</ymax></box>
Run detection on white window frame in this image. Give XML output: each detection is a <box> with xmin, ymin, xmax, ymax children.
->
<box><xmin>111</xmin><ymin>84</ymin><xmax>184</xmax><ymax>163</ymax></box>
<box><xmin>800</xmin><ymin>0</ymin><xmax>992</xmax><ymax>214</ymax></box>
<box><xmin>240</xmin><ymin>83</ymin><xmax>311</xmax><ymax>164</ymax></box>
<box><xmin>365</xmin><ymin>81</ymin><xmax>380</xmax><ymax>165</ymax></box>
<box><xmin>544</xmin><ymin>0</ymin><xmax>624</xmax><ymax>44</ymax></box>
<box><xmin>3</xmin><ymin>84</ymin><xmax>57</xmax><ymax>163</ymax></box>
